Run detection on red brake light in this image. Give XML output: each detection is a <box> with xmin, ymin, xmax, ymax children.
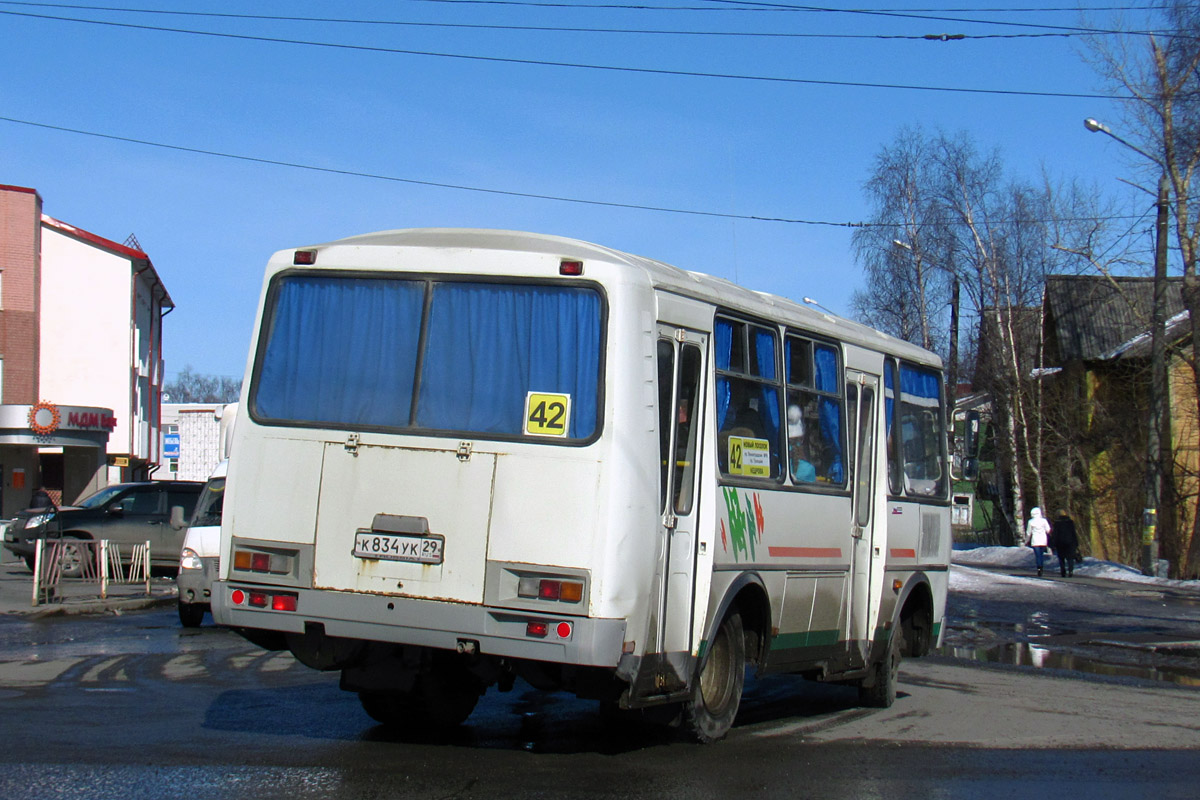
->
<box><xmin>538</xmin><ymin>580</ymin><xmax>561</xmax><ymax>600</ymax></box>
<box><xmin>251</xmin><ymin>553</ymin><xmax>271</xmax><ymax>572</ymax></box>
<box><xmin>272</xmin><ymin>594</ymin><xmax>298</xmax><ymax>612</ymax></box>
<box><xmin>248</xmin><ymin>591</ymin><xmax>268</xmax><ymax>608</ymax></box>
<box><xmin>526</xmin><ymin>621</ymin><xmax>549</xmax><ymax>638</ymax></box>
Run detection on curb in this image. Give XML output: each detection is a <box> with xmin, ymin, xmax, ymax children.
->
<box><xmin>24</xmin><ymin>592</ymin><xmax>177</xmax><ymax>619</ymax></box>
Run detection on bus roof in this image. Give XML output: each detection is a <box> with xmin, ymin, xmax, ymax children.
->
<box><xmin>300</xmin><ymin>228</ymin><xmax>942</xmax><ymax>369</ymax></box>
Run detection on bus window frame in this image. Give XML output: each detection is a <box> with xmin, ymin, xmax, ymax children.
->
<box><xmin>714</xmin><ymin>312</ymin><xmax>784</xmax><ymax>487</ymax></box>
<box><xmin>885</xmin><ymin>356</ymin><xmax>951</xmax><ymax>505</ymax></box>
<box><xmin>247</xmin><ymin>269</ymin><xmax>609</xmax><ymax>448</ymax></box>
<box><xmin>783</xmin><ymin>329</ymin><xmax>850</xmax><ymax>493</ymax></box>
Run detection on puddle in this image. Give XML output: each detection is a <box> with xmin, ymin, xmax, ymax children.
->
<box><xmin>938</xmin><ymin>642</ymin><xmax>1200</xmax><ymax>687</ymax></box>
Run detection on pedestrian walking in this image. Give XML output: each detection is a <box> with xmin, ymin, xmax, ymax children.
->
<box><xmin>1025</xmin><ymin>507</ymin><xmax>1052</xmax><ymax>577</ymax></box>
<box><xmin>1051</xmin><ymin>509</ymin><xmax>1080</xmax><ymax>577</ymax></box>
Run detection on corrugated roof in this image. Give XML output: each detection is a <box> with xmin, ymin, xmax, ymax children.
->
<box><xmin>1045</xmin><ymin>275</ymin><xmax>1186</xmax><ymax>362</ymax></box>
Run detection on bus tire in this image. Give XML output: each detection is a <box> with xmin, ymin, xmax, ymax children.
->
<box><xmin>858</xmin><ymin>629</ymin><xmax>903</xmax><ymax>708</ymax></box>
<box><xmin>358</xmin><ymin>660</ymin><xmax>482</xmax><ymax>730</ymax></box>
<box><xmin>685</xmin><ymin>610</ymin><xmax>745</xmax><ymax>743</ymax></box>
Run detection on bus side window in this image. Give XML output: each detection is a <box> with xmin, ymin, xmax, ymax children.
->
<box><xmin>884</xmin><ymin>359</ymin><xmax>903</xmax><ymax>496</ymax></box>
<box><xmin>897</xmin><ymin>362</ymin><xmax>946</xmax><ymax>498</ymax></box>
<box><xmin>785</xmin><ymin>337</ymin><xmax>845</xmax><ymax>486</ymax></box>
<box><xmin>715</xmin><ymin>317</ymin><xmax>781</xmax><ymax>479</ymax></box>
<box><xmin>657</xmin><ymin>340</ymin><xmax>675</xmax><ymax>512</ymax></box>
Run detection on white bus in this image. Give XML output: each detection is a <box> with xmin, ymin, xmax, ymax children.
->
<box><xmin>212</xmin><ymin>228</ymin><xmax>950</xmax><ymax>742</ymax></box>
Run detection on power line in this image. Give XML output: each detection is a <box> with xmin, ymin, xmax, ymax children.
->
<box><xmin>0</xmin><ymin>1</ymin><xmax>1175</xmax><ymax>40</ymax></box>
<box><xmin>0</xmin><ymin>2</ymin><xmax>1097</xmax><ymax>41</ymax></box>
<box><xmin>0</xmin><ymin>8</ymin><xmax>1127</xmax><ymax>98</ymax></box>
<box><xmin>0</xmin><ymin>115</ymin><xmax>1151</xmax><ymax>228</ymax></box>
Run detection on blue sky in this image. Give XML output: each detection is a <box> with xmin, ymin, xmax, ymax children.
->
<box><xmin>0</xmin><ymin>1</ymin><xmax>1152</xmax><ymax>382</ymax></box>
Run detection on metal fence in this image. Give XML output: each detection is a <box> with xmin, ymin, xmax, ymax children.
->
<box><xmin>31</xmin><ymin>539</ymin><xmax>152</xmax><ymax>606</ymax></box>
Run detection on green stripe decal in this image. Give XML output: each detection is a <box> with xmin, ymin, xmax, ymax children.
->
<box><xmin>768</xmin><ymin>629</ymin><xmax>840</xmax><ymax>651</ymax></box>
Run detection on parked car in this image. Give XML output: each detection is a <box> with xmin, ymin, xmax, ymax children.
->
<box><xmin>176</xmin><ymin>461</ymin><xmax>226</xmax><ymax>627</ymax></box>
<box><xmin>2</xmin><ymin>481</ymin><xmax>204</xmax><ymax>575</ymax></box>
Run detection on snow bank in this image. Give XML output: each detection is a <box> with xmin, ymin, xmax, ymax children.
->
<box><xmin>952</xmin><ymin>545</ymin><xmax>1198</xmax><ymax>589</ymax></box>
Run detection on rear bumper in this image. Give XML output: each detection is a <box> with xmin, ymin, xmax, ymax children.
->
<box><xmin>211</xmin><ymin>580</ymin><xmax>627</xmax><ymax>668</ymax></box>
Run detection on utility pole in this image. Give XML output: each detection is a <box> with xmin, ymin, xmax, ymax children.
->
<box><xmin>1145</xmin><ymin>172</ymin><xmax>1169</xmax><ymax>577</ymax></box>
<box><xmin>1085</xmin><ymin>118</ymin><xmax>1172</xmax><ymax>578</ymax></box>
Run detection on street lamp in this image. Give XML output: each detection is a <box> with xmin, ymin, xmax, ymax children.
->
<box><xmin>1085</xmin><ymin>117</ymin><xmax>1170</xmax><ymax>577</ymax></box>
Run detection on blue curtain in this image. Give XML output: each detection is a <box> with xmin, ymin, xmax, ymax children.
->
<box><xmin>715</xmin><ymin>319</ymin><xmax>733</xmax><ymax>429</ymax></box>
<box><xmin>754</xmin><ymin>329</ymin><xmax>780</xmax><ymax>439</ymax></box>
<box><xmin>814</xmin><ymin>344</ymin><xmax>845</xmax><ymax>483</ymax></box>
<box><xmin>253</xmin><ymin>276</ymin><xmax>424</xmax><ymax>426</ymax></box>
<box><xmin>900</xmin><ymin>363</ymin><xmax>941</xmax><ymax>404</ymax></box>
<box><xmin>416</xmin><ymin>283</ymin><xmax>601</xmax><ymax>437</ymax></box>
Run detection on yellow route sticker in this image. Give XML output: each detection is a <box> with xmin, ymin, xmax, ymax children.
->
<box><xmin>728</xmin><ymin>436</ymin><xmax>770</xmax><ymax>477</ymax></box>
<box><xmin>524</xmin><ymin>392</ymin><xmax>571</xmax><ymax>437</ymax></box>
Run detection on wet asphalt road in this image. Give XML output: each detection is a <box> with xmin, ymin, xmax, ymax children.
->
<box><xmin>0</xmin><ymin>570</ymin><xmax>1198</xmax><ymax>799</ymax></box>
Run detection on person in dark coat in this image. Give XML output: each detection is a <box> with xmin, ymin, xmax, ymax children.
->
<box><xmin>1051</xmin><ymin>509</ymin><xmax>1080</xmax><ymax>577</ymax></box>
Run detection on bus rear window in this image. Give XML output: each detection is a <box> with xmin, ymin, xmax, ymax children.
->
<box><xmin>251</xmin><ymin>275</ymin><xmax>603</xmax><ymax>441</ymax></box>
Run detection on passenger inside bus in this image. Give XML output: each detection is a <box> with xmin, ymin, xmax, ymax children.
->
<box><xmin>787</xmin><ymin>404</ymin><xmax>817</xmax><ymax>483</ymax></box>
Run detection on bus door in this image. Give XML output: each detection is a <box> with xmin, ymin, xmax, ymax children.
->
<box><xmin>845</xmin><ymin>370</ymin><xmax>880</xmax><ymax>667</ymax></box>
<box><xmin>656</xmin><ymin>327</ymin><xmax>707</xmax><ymax>668</ymax></box>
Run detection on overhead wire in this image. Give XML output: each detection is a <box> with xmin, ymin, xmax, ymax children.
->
<box><xmin>0</xmin><ymin>115</ymin><xmax>1154</xmax><ymax>229</ymax></box>
<box><xmin>0</xmin><ymin>8</ymin><xmax>1132</xmax><ymax>98</ymax></box>
<box><xmin>0</xmin><ymin>0</ymin><xmax>1178</xmax><ymax>40</ymax></box>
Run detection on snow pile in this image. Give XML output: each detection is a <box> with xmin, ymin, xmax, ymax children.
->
<box><xmin>952</xmin><ymin>545</ymin><xmax>1198</xmax><ymax>589</ymax></box>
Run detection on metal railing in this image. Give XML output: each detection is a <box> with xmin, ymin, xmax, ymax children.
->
<box><xmin>31</xmin><ymin>539</ymin><xmax>152</xmax><ymax>606</ymax></box>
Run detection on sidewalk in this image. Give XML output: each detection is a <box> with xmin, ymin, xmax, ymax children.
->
<box><xmin>0</xmin><ymin>555</ymin><xmax>177</xmax><ymax>618</ymax></box>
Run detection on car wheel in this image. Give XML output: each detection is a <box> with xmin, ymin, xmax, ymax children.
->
<box><xmin>178</xmin><ymin>601</ymin><xmax>206</xmax><ymax>628</ymax></box>
<box><xmin>57</xmin><ymin>536</ymin><xmax>89</xmax><ymax>579</ymax></box>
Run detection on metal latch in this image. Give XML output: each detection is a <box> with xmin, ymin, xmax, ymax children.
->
<box><xmin>345</xmin><ymin>432</ymin><xmax>360</xmax><ymax>456</ymax></box>
<box><xmin>456</xmin><ymin>441</ymin><xmax>473</xmax><ymax>462</ymax></box>
<box><xmin>662</xmin><ymin>511</ymin><xmax>678</xmax><ymax>530</ymax></box>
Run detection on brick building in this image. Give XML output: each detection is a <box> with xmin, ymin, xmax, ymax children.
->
<box><xmin>0</xmin><ymin>184</ymin><xmax>173</xmax><ymax>516</ymax></box>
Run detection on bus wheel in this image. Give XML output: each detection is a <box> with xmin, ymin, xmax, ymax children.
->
<box><xmin>358</xmin><ymin>660</ymin><xmax>482</xmax><ymax>730</ymax></box>
<box><xmin>685</xmin><ymin>610</ymin><xmax>745</xmax><ymax>743</ymax></box>
<box><xmin>858</xmin><ymin>629</ymin><xmax>903</xmax><ymax>708</ymax></box>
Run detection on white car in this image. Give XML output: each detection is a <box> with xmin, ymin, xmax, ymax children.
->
<box><xmin>176</xmin><ymin>460</ymin><xmax>227</xmax><ymax>627</ymax></box>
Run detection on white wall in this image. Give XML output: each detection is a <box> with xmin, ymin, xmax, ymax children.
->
<box><xmin>39</xmin><ymin>227</ymin><xmax>133</xmax><ymax>454</ymax></box>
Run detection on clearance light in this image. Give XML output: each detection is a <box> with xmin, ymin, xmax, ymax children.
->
<box><xmin>526</xmin><ymin>621</ymin><xmax>549</xmax><ymax>638</ymax></box>
<box><xmin>517</xmin><ymin>576</ymin><xmax>584</xmax><ymax>603</ymax></box>
<box><xmin>893</xmin><ymin>579</ymin><xmax>903</xmax><ymax>593</ymax></box>
<box><xmin>233</xmin><ymin>548</ymin><xmax>293</xmax><ymax>575</ymax></box>
<box><xmin>559</xmin><ymin>259</ymin><xmax>583</xmax><ymax>276</ymax></box>
<box><xmin>293</xmin><ymin>249</ymin><xmax>317</xmax><ymax>265</ymax></box>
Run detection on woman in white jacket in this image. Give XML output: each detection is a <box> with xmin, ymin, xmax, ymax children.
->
<box><xmin>1025</xmin><ymin>507</ymin><xmax>1052</xmax><ymax>577</ymax></box>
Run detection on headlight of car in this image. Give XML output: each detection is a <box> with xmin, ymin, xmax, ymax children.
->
<box><xmin>180</xmin><ymin>547</ymin><xmax>203</xmax><ymax>571</ymax></box>
<box><xmin>25</xmin><ymin>512</ymin><xmax>56</xmax><ymax>529</ymax></box>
